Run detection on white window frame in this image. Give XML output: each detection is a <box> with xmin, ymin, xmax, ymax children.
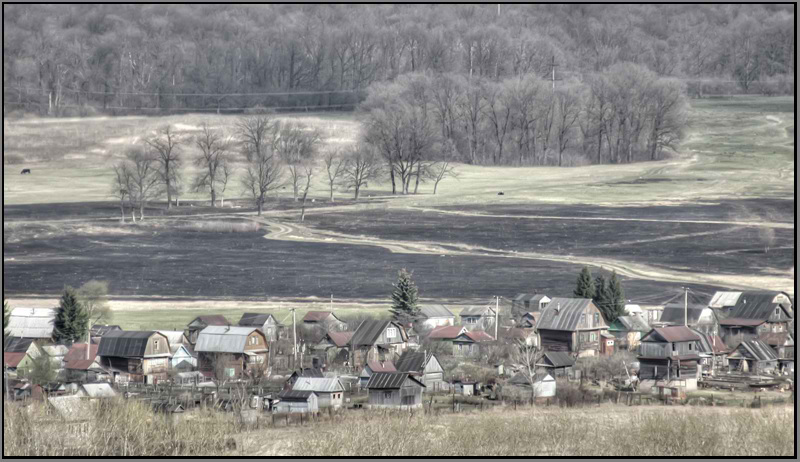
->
<box><xmin>386</xmin><ymin>328</ymin><xmax>397</xmax><ymax>338</ymax></box>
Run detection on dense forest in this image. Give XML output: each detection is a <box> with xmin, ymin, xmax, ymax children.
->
<box><xmin>3</xmin><ymin>4</ymin><xmax>795</xmax><ymax>166</ymax></box>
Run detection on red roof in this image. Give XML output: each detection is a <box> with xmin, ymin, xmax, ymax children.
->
<box><xmin>64</xmin><ymin>343</ymin><xmax>100</xmax><ymax>370</ymax></box>
<box><xmin>709</xmin><ymin>335</ymin><xmax>730</xmax><ymax>354</ymax></box>
<box><xmin>758</xmin><ymin>332</ymin><xmax>793</xmax><ymax>347</ymax></box>
<box><xmin>4</xmin><ymin>352</ymin><xmax>27</xmax><ymax>368</ymax></box>
<box><xmin>367</xmin><ymin>360</ymin><xmax>396</xmax><ymax>373</ymax></box>
<box><xmin>303</xmin><ymin>311</ymin><xmax>337</xmax><ymax>323</ymax></box>
<box><xmin>428</xmin><ymin>325</ymin><xmax>467</xmax><ymax>339</ymax></box>
<box><xmin>651</xmin><ymin>326</ymin><xmax>701</xmax><ymax>343</ymax></box>
<box><xmin>719</xmin><ymin>318</ymin><xmax>766</xmax><ymax>327</ymax></box>
<box><xmin>327</xmin><ymin>331</ymin><xmax>353</xmax><ymax>348</ymax></box>
<box><xmin>465</xmin><ymin>330</ymin><xmax>495</xmax><ymax>342</ymax></box>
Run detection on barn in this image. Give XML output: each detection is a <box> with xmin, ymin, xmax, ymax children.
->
<box><xmin>727</xmin><ymin>339</ymin><xmax>779</xmax><ymax>374</ymax></box>
<box><xmin>366</xmin><ymin>372</ymin><xmax>425</xmax><ymax>409</ymax></box>
<box><xmin>395</xmin><ymin>351</ymin><xmax>445</xmax><ymax>392</ymax></box>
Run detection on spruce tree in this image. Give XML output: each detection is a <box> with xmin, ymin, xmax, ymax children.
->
<box><xmin>53</xmin><ymin>287</ymin><xmax>89</xmax><ymax>344</ymax></box>
<box><xmin>574</xmin><ymin>267</ymin><xmax>596</xmax><ymax>299</ymax></box>
<box><xmin>606</xmin><ymin>271</ymin><xmax>626</xmax><ymax>322</ymax></box>
<box><xmin>389</xmin><ymin>268</ymin><xmax>420</xmax><ymax>324</ymax></box>
<box><xmin>3</xmin><ymin>300</ymin><xmax>11</xmax><ymax>337</ymax></box>
<box><xmin>593</xmin><ymin>274</ymin><xmax>609</xmax><ymax>320</ymax></box>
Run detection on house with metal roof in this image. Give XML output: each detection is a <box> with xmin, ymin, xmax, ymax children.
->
<box><xmin>715</xmin><ymin>291</ymin><xmax>794</xmax><ymax>349</ymax></box>
<box><xmin>727</xmin><ymin>339</ymin><xmax>779</xmax><ymax>374</ymax></box>
<box><xmin>6</xmin><ymin>308</ymin><xmax>57</xmax><ymax>340</ymax></box>
<box><xmin>63</xmin><ymin>343</ymin><xmax>105</xmax><ymax>382</ymax></box>
<box><xmin>312</xmin><ymin>331</ymin><xmax>353</xmax><ymax>368</ymax></box>
<box><xmin>349</xmin><ymin>319</ymin><xmax>408</xmax><ymax>368</ymax></box>
<box><xmin>302</xmin><ymin>311</ymin><xmax>348</xmax><ymax>332</ymax></box>
<box><xmin>459</xmin><ymin>304</ymin><xmax>497</xmax><ymax>332</ymax></box>
<box><xmin>90</xmin><ymin>324</ymin><xmax>122</xmax><ymax>343</ymax></box>
<box><xmin>238</xmin><ymin>313</ymin><xmax>285</xmax><ymax>341</ymax></box>
<box><xmin>757</xmin><ymin>332</ymin><xmax>794</xmax><ymax>374</ymax></box>
<box><xmin>417</xmin><ymin>304</ymin><xmax>456</xmax><ymax>328</ymax></box>
<box><xmin>365</xmin><ymin>372</ymin><xmax>425</xmax><ymax>409</ymax></box>
<box><xmin>291</xmin><ymin>377</ymin><xmax>345</xmax><ymax>409</ymax></box>
<box><xmin>274</xmin><ymin>390</ymin><xmax>319</xmax><ymax>413</ymax></box>
<box><xmin>395</xmin><ymin>351</ymin><xmax>445</xmax><ymax>391</ymax></box>
<box><xmin>3</xmin><ymin>337</ymin><xmax>42</xmax><ymax>377</ymax></box>
<box><xmin>287</xmin><ymin>367</ymin><xmax>325</xmax><ymax>387</ymax></box>
<box><xmin>97</xmin><ymin>331</ymin><xmax>171</xmax><ymax>384</ymax></box>
<box><xmin>194</xmin><ymin>326</ymin><xmax>268</xmax><ymax>380</ymax></box>
<box><xmin>536</xmin><ymin>351</ymin><xmax>576</xmax><ymax>377</ymax></box>
<box><xmin>637</xmin><ymin>326</ymin><xmax>703</xmax><ymax>392</ymax></box>
<box><xmin>185</xmin><ymin>315</ymin><xmax>231</xmax><ymax>344</ymax></box>
<box><xmin>512</xmin><ymin>294</ymin><xmax>551</xmax><ymax>318</ymax></box>
<box><xmin>507</xmin><ymin>370</ymin><xmax>556</xmax><ymax>399</ymax></box>
<box><xmin>450</xmin><ymin>330</ymin><xmax>494</xmax><ymax>358</ymax></box>
<box><xmin>77</xmin><ymin>383</ymin><xmax>117</xmax><ymax>399</ymax></box>
<box><xmin>426</xmin><ymin>325</ymin><xmax>467</xmax><ymax>340</ymax></box>
<box><xmin>653</xmin><ymin>303</ymin><xmax>718</xmax><ymax>334</ymax></box>
<box><xmin>690</xmin><ymin>329</ymin><xmax>731</xmax><ymax>375</ymax></box>
<box><xmin>359</xmin><ymin>359</ymin><xmax>396</xmax><ymax>388</ymax></box>
<box><xmin>608</xmin><ymin>315</ymin><xmax>651</xmax><ymax>351</ymax></box>
<box><xmin>536</xmin><ymin>298</ymin><xmax>609</xmax><ymax>357</ymax></box>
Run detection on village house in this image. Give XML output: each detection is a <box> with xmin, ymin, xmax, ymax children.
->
<box><xmin>312</xmin><ymin>331</ymin><xmax>353</xmax><ymax>368</ymax></box>
<box><xmin>512</xmin><ymin>294</ymin><xmax>551</xmax><ymax>318</ymax></box>
<box><xmin>519</xmin><ymin>312</ymin><xmax>538</xmax><ymax>328</ymax></box>
<box><xmin>395</xmin><ymin>351</ymin><xmax>445</xmax><ymax>391</ymax></box>
<box><xmin>6</xmin><ymin>308</ymin><xmax>57</xmax><ymax>342</ymax></box>
<box><xmin>185</xmin><ymin>315</ymin><xmax>231</xmax><ymax>344</ymax></box>
<box><xmin>536</xmin><ymin>351</ymin><xmax>576</xmax><ymax>378</ymax></box>
<box><xmin>536</xmin><ymin>298</ymin><xmax>609</xmax><ymax>357</ymax></box>
<box><xmin>287</xmin><ymin>368</ymin><xmax>325</xmax><ymax>387</ymax></box>
<box><xmin>507</xmin><ymin>370</ymin><xmax>557</xmax><ymax>400</ymax></box>
<box><xmin>715</xmin><ymin>291</ymin><xmax>794</xmax><ymax>349</ymax></box>
<box><xmin>63</xmin><ymin>343</ymin><xmax>104</xmax><ymax>382</ymax></box>
<box><xmin>727</xmin><ymin>339</ymin><xmax>779</xmax><ymax>375</ymax></box>
<box><xmin>453</xmin><ymin>330</ymin><xmax>495</xmax><ymax>357</ymax></box>
<box><xmin>757</xmin><ymin>331</ymin><xmax>794</xmax><ymax>374</ymax></box>
<box><xmin>97</xmin><ymin>331</ymin><xmax>171</xmax><ymax>384</ymax></box>
<box><xmin>3</xmin><ymin>337</ymin><xmax>43</xmax><ymax>378</ymax></box>
<box><xmin>237</xmin><ymin>313</ymin><xmax>285</xmax><ymax>342</ymax></box>
<box><xmin>365</xmin><ymin>372</ymin><xmax>425</xmax><ymax>409</ymax></box>
<box><xmin>302</xmin><ymin>311</ymin><xmax>348</xmax><ymax>332</ymax></box>
<box><xmin>417</xmin><ymin>304</ymin><xmax>456</xmax><ymax>328</ymax></box>
<box><xmin>459</xmin><ymin>304</ymin><xmax>497</xmax><ymax>331</ymax></box>
<box><xmin>195</xmin><ymin>326</ymin><xmax>268</xmax><ymax>380</ymax></box>
<box><xmin>90</xmin><ymin>325</ymin><xmax>122</xmax><ymax>343</ymax></box>
<box><xmin>637</xmin><ymin>326</ymin><xmax>702</xmax><ymax>393</ymax></box>
<box><xmin>359</xmin><ymin>359</ymin><xmax>396</xmax><ymax>388</ymax></box>
<box><xmin>291</xmin><ymin>377</ymin><xmax>345</xmax><ymax>409</ymax></box>
<box><xmin>274</xmin><ymin>390</ymin><xmax>319</xmax><ymax>414</ymax></box>
<box><xmin>608</xmin><ymin>315</ymin><xmax>651</xmax><ymax>351</ymax></box>
<box><xmin>349</xmin><ymin>319</ymin><xmax>408</xmax><ymax>368</ymax></box>
<box><xmin>41</xmin><ymin>344</ymin><xmax>70</xmax><ymax>376</ymax></box>
<box><xmin>652</xmin><ymin>303</ymin><xmax>718</xmax><ymax>335</ymax></box>
<box><xmin>691</xmin><ymin>330</ymin><xmax>730</xmax><ymax>375</ymax></box>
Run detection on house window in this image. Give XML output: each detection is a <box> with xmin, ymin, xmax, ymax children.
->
<box><xmin>594</xmin><ymin>313</ymin><xmax>599</xmax><ymax>325</ymax></box>
<box><xmin>226</xmin><ymin>368</ymin><xmax>236</xmax><ymax>377</ymax></box>
<box><xmin>590</xmin><ymin>333</ymin><xmax>596</xmax><ymax>342</ymax></box>
<box><xmin>688</xmin><ymin>343</ymin><xmax>693</xmax><ymax>351</ymax></box>
<box><xmin>386</xmin><ymin>328</ymin><xmax>397</xmax><ymax>338</ymax></box>
<box><xmin>250</xmin><ymin>336</ymin><xmax>259</xmax><ymax>345</ymax></box>
<box><xmin>384</xmin><ymin>391</ymin><xmax>392</xmax><ymax>399</ymax></box>
<box><xmin>581</xmin><ymin>314</ymin><xmax>586</xmax><ymax>325</ymax></box>
<box><xmin>672</xmin><ymin>343</ymin><xmax>677</xmax><ymax>352</ymax></box>
<box><xmin>154</xmin><ymin>340</ymin><xmax>159</xmax><ymax>350</ymax></box>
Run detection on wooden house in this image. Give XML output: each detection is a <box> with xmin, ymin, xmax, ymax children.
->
<box><xmin>459</xmin><ymin>304</ymin><xmax>497</xmax><ymax>331</ymax></box>
<box><xmin>302</xmin><ymin>311</ymin><xmax>348</xmax><ymax>332</ymax></box>
<box><xmin>185</xmin><ymin>315</ymin><xmax>231</xmax><ymax>344</ymax></box>
<box><xmin>63</xmin><ymin>343</ymin><xmax>103</xmax><ymax>382</ymax></box>
<box><xmin>716</xmin><ymin>291</ymin><xmax>794</xmax><ymax>349</ymax></box>
<box><xmin>637</xmin><ymin>327</ymin><xmax>702</xmax><ymax>392</ymax></box>
<box><xmin>512</xmin><ymin>294</ymin><xmax>551</xmax><ymax>318</ymax></box>
<box><xmin>6</xmin><ymin>308</ymin><xmax>56</xmax><ymax>341</ymax></box>
<box><xmin>417</xmin><ymin>304</ymin><xmax>456</xmax><ymax>329</ymax></box>
<box><xmin>274</xmin><ymin>390</ymin><xmax>319</xmax><ymax>414</ymax></box>
<box><xmin>757</xmin><ymin>332</ymin><xmax>794</xmax><ymax>374</ymax></box>
<box><xmin>451</xmin><ymin>330</ymin><xmax>494</xmax><ymax>357</ymax></box>
<box><xmin>97</xmin><ymin>331</ymin><xmax>171</xmax><ymax>384</ymax></box>
<box><xmin>536</xmin><ymin>298</ymin><xmax>609</xmax><ymax>357</ymax></box>
<box><xmin>349</xmin><ymin>319</ymin><xmax>408</xmax><ymax>368</ymax></box>
<box><xmin>238</xmin><ymin>313</ymin><xmax>285</xmax><ymax>342</ymax></box>
<box><xmin>452</xmin><ymin>379</ymin><xmax>480</xmax><ymax>396</ymax></box>
<box><xmin>359</xmin><ymin>359</ymin><xmax>396</xmax><ymax>388</ymax></box>
<box><xmin>652</xmin><ymin>303</ymin><xmax>718</xmax><ymax>336</ymax></box>
<box><xmin>395</xmin><ymin>351</ymin><xmax>445</xmax><ymax>391</ymax></box>
<box><xmin>727</xmin><ymin>339</ymin><xmax>779</xmax><ymax>374</ymax></box>
<box><xmin>608</xmin><ymin>315</ymin><xmax>651</xmax><ymax>351</ymax></box>
<box><xmin>366</xmin><ymin>372</ymin><xmax>425</xmax><ymax>409</ymax></box>
<box><xmin>291</xmin><ymin>377</ymin><xmax>345</xmax><ymax>409</ymax></box>
<box><xmin>194</xmin><ymin>326</ymin><xmax>268</xmax><ymax>380</ymax></box>
<box><xmin>3</xmin><ymin>337</ymin><xmax>43</xmax><ymax>377</ymax></box>
<box><xmin>312</xmin><ymin>331</ymin><xmax>353</xmax><ymax>367</ymax></box>
<box><xmin>536</xmin><ymin>351</ymin><xmax>575</xmax><ymax>378</ymax></box>
<box><xmin>519</xmin><ymin>312</ymin><xmax>538</xmax><ymax>328</ymax></box>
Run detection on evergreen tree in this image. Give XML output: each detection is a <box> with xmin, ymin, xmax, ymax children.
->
<box><xmin>574</xmin><ymin>267</ymin><xmax>596</xmax><ymax>299</ymax></box>
<box><xmin>389</xmin><ymin>268</ymin><xmax>420</xmax><ymax>324</ymax></box>
<box><xmin>53</xmin><ymin>287</ymin><xmax>89</xmax><ymax>344</ymax></box>
<box><xmin>20</xmin><ymin>353</ymin><xmax>57</xmax><ymax>387</ymax></box>
<box><xmin>3</xmin><ymin>300</ymin><xmax>11</xmax><ymax>337</ymax></box>
<box><xmin>593</xmin><ymin>274</ymin><xmax>609</xmax><ymax>320</ymax></box>
<box><xmin>606</xmin><ymin>270</ymin><xmax>626</xmax><ymax>322</ymax></box>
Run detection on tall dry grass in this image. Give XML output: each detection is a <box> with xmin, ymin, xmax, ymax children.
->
<box><xmin>287</xmin><ymin>405</ymin><xmax>794</xmax><ymax>457</ymax></box>
<box><xmin>3</xmin><ymin>398</ymin><xmax>238</xmax><ymax>457</ymax></box>
<box><xmin>179</xmin><ymin>221</ymin><xmax>262</xmax><ymax>233</ymax></box>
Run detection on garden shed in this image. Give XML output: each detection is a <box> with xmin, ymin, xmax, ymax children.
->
<box><xmin>366</xmin><ymin>372</ymin><xmax>425</xmax><ymax>409</ymax></box>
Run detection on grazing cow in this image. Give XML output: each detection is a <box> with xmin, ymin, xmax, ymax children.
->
<box><xmin>497</xmin><ymin>191</ymin><xmax>504</xmax><ymax>196</ymax></box>
<box><xmin>20</xmin><ymin>169</ymin><xmax>31</xmax><ymax>175</ymax></box>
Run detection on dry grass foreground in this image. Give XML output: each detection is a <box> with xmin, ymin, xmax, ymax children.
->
<box><xmin>4</xmin><ymin>398</ymin><xmax>793</xmax><ymax>457</ymax></box>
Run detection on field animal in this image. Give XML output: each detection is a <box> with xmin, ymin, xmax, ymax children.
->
<box><xmin>497</xmin><ymin>191</ymin><xmax>504</xmax><ymax>195</ymax></box>
<box><xmin>20</xmin><ymin>169</ymin><xmax>31</xmax><ymax>174</ymax></box>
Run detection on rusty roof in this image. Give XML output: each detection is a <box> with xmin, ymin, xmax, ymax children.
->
<box><xmin>64</xmin><ymin>343</ymin><xmax>100</xmax><ymax>370</ymax></box>
<box><xmin>188</xmin><ymin>315</ymin><xmax>231</xmax><ymax>327</ymax></box>
<box><xmin>367</xmin><ymin>359</ymin><xmax>397</xmax><ymax>373</ymax></box>
<box><xmin>326</xmin><ymin>331</ymin><xmax>354</xmax><ymax>348</ymax></box>
<box><xmin>3</xmin><ymin>337</ymin><xmax>34</xmax><ymax>353</ymax></box>
<box><xmin>719</xmin><ymin>318</ymin><xmax>767</xmax><ymax>327</ymax></box>
<box><xmin>4</xmin><ymin>352</ymin><xmax>27</xmax><ymax>368</ymax></box>
<box><xmin>427</xmin><ymin>325</ymin><xmax>467</xmax><ymax>339</ymax></box>
<box><xmin>366</xmin><ymin>372</ymin><xmax>425</xmax><ymax>389</ymax></box>
<box><xmin>465</xmin><ymin>330</ymin><xmax>495</xmax><ymax>342</ymax></box>
<box><xmin>643</xmin><ymin>326</ymin><xmax>701</xmax><ymax>343</ymax></box>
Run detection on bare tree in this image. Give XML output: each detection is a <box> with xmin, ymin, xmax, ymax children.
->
<box><xmin>144</xmin><ymin>126</ymin><xmax>183</xmax><ymax>209</ymax></box>
<box><xmin>323</xmin><ymin>149</ymin><xmax>346</xmax><ymax>202</ymax></box>
<box><xmin>194</xmin><ymin>123</ymin><xmax>234</xmax><ymax>207</ymax></box>
<box><xmin>514</xmin><ymin>342</ymin><xmax>544</xmax><ymax>403</ymax></box>
<box><xmin>340</xmin><ymin>143</ymin><xmax>383</xmax><ymax>200</ymax></box>
<box><xmin>119</xmin><ymin>146</ymin><xmax>161</xmax><ymax>221</ymax></box>
<box><xmin>277</xmin><ymin>123</ymin><xmax>322</xmax><ymax>202</ymax></box>
<box><xmin>77</xmin><ymin>280</ymin><xmax>112</xmax><ymax>360</ymax></box>
<box><xmin>427</xmin><ymin>138</ymin><xmax>459</xmax><ymax>195</ymax></box>
<box><xmin>111</xmin><ymin>164</ymin><xmax>130</xmax><ymax>223</ymax></box>
<box><xmin>236</xmin><ymin>116</ymin><xmax>284</xmax><ymax>215</ymax></box>
<box><xmin>759</xmin><ymin>227</ymin><xmax>776</xmax><ymax>254</ymax></box>
<box><xmin>554</xmin><ymin>86</ymin><xmax>583</xmax><ymax>166</ymax></box>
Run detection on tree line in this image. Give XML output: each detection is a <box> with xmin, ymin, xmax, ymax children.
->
<box><xmin>3</xmin><ymin>4</ymin><xmax>793</xmax><ymax>116</ymax></box>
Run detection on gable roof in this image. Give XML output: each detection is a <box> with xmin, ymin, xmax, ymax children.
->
<box><xmin>709</xmin><ymin>291</ymin><xmax>743</xmax><ymax>308</ymax></box>
<box><xmin>188</xmin><ymin>315</ymin><xmax>230</xmax><ymax>328</ymax></box>
<box><xmin>4</xmin><ymin>352</ymin><xmax>28</xmax><ymax>368</ymax></box>
<box><xmin>536</xmin><ymin>298</ymin><xmax>596</xmax><ymax>331</ymax></box>
<box><xmin>540</xmin><ymin>351</ymin><xmax>576</xmax><ymax>368</ymax></box>
<box><xmin>395</xmin><ymin>351</ymin><xmax>428</xmax><ymax>372</ymax></box>
<box><xmin>278</xmin><ymin>390</ymin><xmax>317</xmax><ymax>401</ymax></box>
<box><xmin>367</xmin><ymin>359</ymin><xmax>397</xmax><ymax>373</ymax></box>
<box><xmin>508</xmin><ymin>371</ymin><xmax>552</xmax><ymax>386</ymax></box>
<box><xmin>326</xmin><ymin>331</ymin><xmax>354</xmax><ymax>348</ymax></box>
<box><xmin>611</xmin><ymin>316</ymin><xmax>651</xmax><ymax>333</ymax></box>
<box><xmin>722</xmin><ymin>291</ymin><xmax>792</xmax><ymax>322</ymax></box>
<box><xmin>465</xmin><ymin>330</ymin><xmax>495</xmax><ymax>342</ymax></box>
<box><xmin>64</xmin><ymin>343</ymin><xmax>101</xmax><ymax>370</ymax></box>
<box><xmin>90</xmin><ymin>325</ymin><xmax>123</xmax><ymax>337</ymax></box>
<box><xmin>366</xmin><ymin>372</ymin><xmax>425</xmax><ymax>389</ymax></box>
<box><xmin>98</xmin><ymin>331</ymin><xmax>162</xmax><ymax>358</ymax></box>
<box><xmin>291</xmin><ymin>368</ymin><xmax>325</xmax><ymax>379</ymax></box>
<box><xmin>303</xmin><ymin>311</ymin><xmax>343</xmax><ymax>323</ymax></box>
<box><xmin>157</xmin><ymin>331</ymin><xmax>188</xmax><ymax>346</ymax></box>
<box><xmin>460</xmin><ymin>305</ymin><xmax>495</xmax><ymax>317</ymax></box>
<box><xmin>3</xmin><ymin>336</ymin><xmax>35</xmax><ymax>353</ymax></box>
<box><xmin>691</xmin><ymin>330</ymin><xmax>730</xmax><ymax>355</ymax></box>
<box><xmin>81</xmin><ymin>383</ymin><xmax>116</xmax><ymax>398</ymax></box>
<box><xmin>758</xmin><ymin>332</ymin><xmax>794</xmax><ymax>347</ymax></box>
<box><xmin>194</xmin><ymin>326</ymin><xmax>264</xmax><ymax>353</ymax></box>
<box><xmin>428</xmin><ymin>325</ymin><xmax>468</xmax><ymax>340</ymax></box>
<box><xmin>732</xmin><ymin>339</ymin><xmax>779</xmax><ymax>361</ymax></box>
<box><xmin>238</xmin><ymin>313</ymin><xmax>282</xmax><ymax>327</ymax></box>
<box><xmin>658</xmin><ymin>304</ymin><xmax>709</xmax><ymax>325</ymax></box>
<box><xmin>642</xmin><ymin>326</ymin><xmax>701</xmax><ymax>343</ymax></box>
<box><xmin>350</xmin><ymin>320</ymin><xmax>405</xmax><ymax>347</ymax></box>
<box><xmin>419</xmin><ymin>304</ymin><xmax>456</xmax><ymax>319</ymax></box>
<box><xmin>7</xmin><ymin>308</ymin><xmax>56</xmax><ymax>339</ymax></box>
<box><xmin>292</xmin><ymin>377</ymin><xmax>344</xmax><ymax>393</ymax></box>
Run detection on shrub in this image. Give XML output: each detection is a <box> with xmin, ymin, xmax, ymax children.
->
<box><xmin>181</xmin><ymin>221</ymin><xmax>262</xmax><ymax>233</ymax></box>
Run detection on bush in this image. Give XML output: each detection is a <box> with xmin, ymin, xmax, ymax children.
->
<box><xmin>180</xmin><ymin>221</ymin><xmax>262</xmax><ymax>233</ymax></box>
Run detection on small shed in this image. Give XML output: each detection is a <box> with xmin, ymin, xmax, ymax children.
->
<box><xmin>169</xmin><ymin>344</ymin><xmax>197</xmax><ymax>370</ymax></box>
<box><xmin>452</xmin><ymin>379</ymin><xmax>479</xmax><ymax>396</ymax></box>
<box><xmin>291</xmin><ymin>377</ymin><xmax>345</xmax><ymax>409</ymax></box>
<box><xmin>536</xmin><ymin>351</ymin><xmax>576</xmax><ymax>377</ymax></box>
<box><xmin>395</xmin><ymin>351</ymin><xmax>445</xmax><ymax>392</ymax></box>
<box><xmin>600</xmin><ymin>333</ymin><xmax>615</xmax><ymax>356</ymax></box>
<box><xmin>507</xmin><ymin>371</ymin><xmax>556</xmax><ymax>399</ymax></box>
<box><xmin>274</xmin><ymin>390</ymin><xmax>319</xmax><ymax>414</ymax></box>
<box><xmin>727</xmin><ymin>339</ymin><xmax>779</xmax><ymax>374</ymax></box>
<box><xmin>366</xmin><ymin>372</ymin><xmax>425</xmax><ymax>409</ymax></box>
<box><xmin>417</xmin><ymin>305</ymin><xmax>457</xmax><ymax>328</ymax></box>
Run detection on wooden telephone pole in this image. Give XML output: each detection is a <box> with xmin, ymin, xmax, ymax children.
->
<box><xmin>549</xmin><ymin>55</ymin><xmax>561</xmax><ymax>91</ymax></box>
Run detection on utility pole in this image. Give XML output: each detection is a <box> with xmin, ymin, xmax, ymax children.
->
<box><xmin>495</xmin><ymin>296</ymin><xmax>499</xmax><ymax>341</ymax></box>
<box><xmin>550</xmin><ymin>55</ymin><xmax>560</xmax><ymax>91</ymax></box>
<box><xmin>292</xmin><ymin>308</ymin><xmax>298</xmax><ymax>369</ymax></box>
<box><xmin>497</xmin><ymin>4</ymin><xmax>500</xmax><ymax>17</ymax></box>
<box><xmin>330</xmin><ymin>294</ymin><xmax>333</xmax><ymax>311</ymax></box>
<box><xmin>684</xmin><ymin>287</ymin><xmax>689</xmax><ymax>327</ymax></box>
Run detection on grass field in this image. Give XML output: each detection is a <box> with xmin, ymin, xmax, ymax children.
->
<box><xmin>3</xmin><ymin>96</ymin><xmax>795</xmax><ymax>324</ymax></box>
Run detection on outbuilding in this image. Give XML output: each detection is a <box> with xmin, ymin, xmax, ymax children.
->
<box><xmin>366</xmin><ymin>372</ymin><xmax>425</xmax><ymax>409</ymax></box>
<box><xmin>291</xmin><ymin>377</ymin><xmax>345</xmax><ymax>409</ymax></box>
<box><xmin>274</xmin><ymin>390</ymin><xmax>319</xmax><ymax>414</ymax></box>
